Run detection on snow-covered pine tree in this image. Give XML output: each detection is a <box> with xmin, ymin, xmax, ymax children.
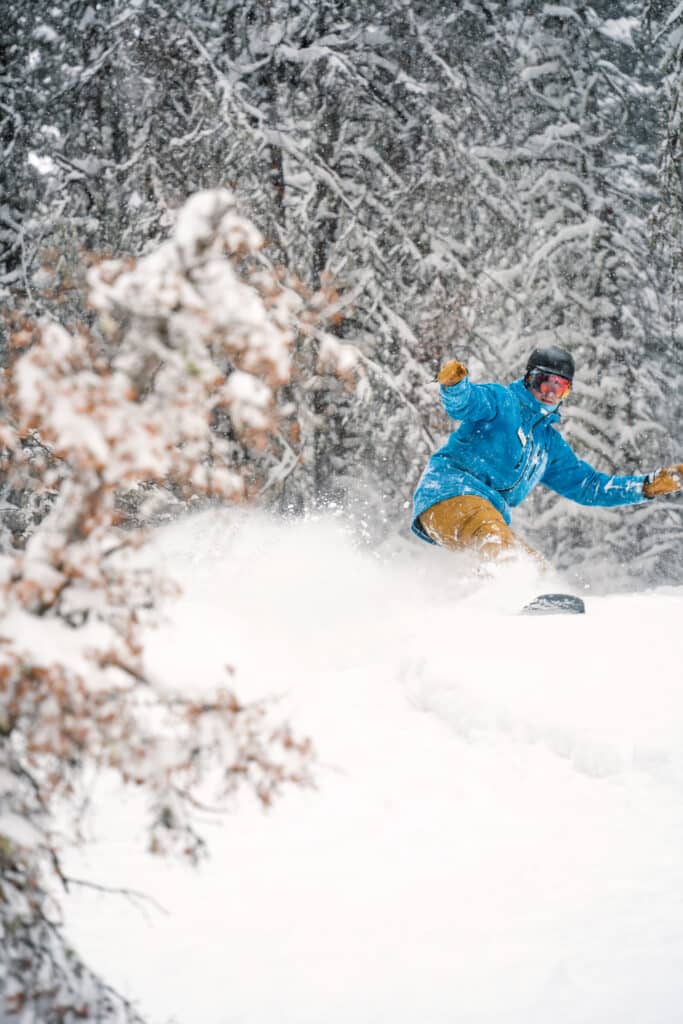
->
<box><xmin>482</xmin><ymin>0</ymin><xmax>676</xmax><ymax>580</ymax></box>
<box><xmin>204</xmin><ymin>0</ymin><xmax>537</xmax><ymax>527</ymax></box>
<box><xmin>0</xmin><ymin>0</ymin><xmax>242</xmax><ymax>299</ymax></box>
<box><xmin>643</xmin><ymin>0</ymin><xmax>683</xmax><ymax>577</ymax></box>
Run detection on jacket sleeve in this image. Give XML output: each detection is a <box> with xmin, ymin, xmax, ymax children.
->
<box><xmin>541</xmin><ymin>429</ymin><xmax>648</xmax><ymax>507</ymax></box>
<box><xmin>439</xmin><ymin>376</ymin><xmax>498</xmax><ymax>423</ymax></box>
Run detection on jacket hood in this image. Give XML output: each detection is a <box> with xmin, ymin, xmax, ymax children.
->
<box><xmin>510</xmin><ymin>377</ymin><xmax>561</xmax><ymax>423</ymax></box>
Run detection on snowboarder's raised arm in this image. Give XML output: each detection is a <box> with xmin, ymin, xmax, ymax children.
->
<box><xmin>436</xmin><ymin>360</ymin><xmax>497</xmax><ymax>423</ymax></box>
<box><xmin>541</xmin><ymin>430</ymin><xmax>648</xmax><ymax>507</ymax></box>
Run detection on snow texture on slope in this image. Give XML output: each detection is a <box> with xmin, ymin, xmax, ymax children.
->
<box><xmin>63</xmin><ymin>510</ymin><xmax>683</xmax><ymax>1024</ymax></box>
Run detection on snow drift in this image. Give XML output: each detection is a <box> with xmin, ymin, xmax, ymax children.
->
<box><xmin>64</xmin><ymin>510</ymin><xmax>683</xmax><ymax>1024</ymax></box>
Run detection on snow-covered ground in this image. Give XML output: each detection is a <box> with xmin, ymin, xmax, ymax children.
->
<box><xmin>64</xmin><ymin>510</ymin><xmax>683</xmax><ymax>1024</ymax></box>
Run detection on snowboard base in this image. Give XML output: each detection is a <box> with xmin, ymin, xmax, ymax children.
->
<box><xmin>521</xmin><ymin>593</ymin><xmax>586</xmax><ymax>616</ymax></box>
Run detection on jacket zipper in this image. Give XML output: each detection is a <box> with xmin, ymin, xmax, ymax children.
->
<box><xmin>498</xmin><ymin>412</ymin><xmax>547</xmax><ymax>494</ymax></box>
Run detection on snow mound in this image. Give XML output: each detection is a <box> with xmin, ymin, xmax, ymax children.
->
<box><xmin>64</xmin><ymin>510</ymin><xmax>683</xmax><ymax>1024</ymax></box>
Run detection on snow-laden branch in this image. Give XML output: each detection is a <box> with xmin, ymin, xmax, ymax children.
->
<box><xmin>0</xmin><ymin>189</ymin><xmax>316</xmax><ymax>1022</ymax></box>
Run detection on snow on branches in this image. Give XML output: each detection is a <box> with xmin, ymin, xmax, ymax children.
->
<box><xmin>0</xmin><ymin>190</ymin><xmax>315</xmax><ymax>1021</ymax></box>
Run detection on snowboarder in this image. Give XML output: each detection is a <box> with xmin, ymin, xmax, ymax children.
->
<box><xmin>411</xmin><ymin>346</ymin><xmax>683</xmax><ymax>564</ymax></box>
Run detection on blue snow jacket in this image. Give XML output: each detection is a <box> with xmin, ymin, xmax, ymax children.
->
<box><xmin>412</xmin><ymin>376</ymin><xmax>648</xmax><ymax>543</ymax></box>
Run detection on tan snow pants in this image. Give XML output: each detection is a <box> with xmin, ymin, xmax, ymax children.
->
<box><xmin>419</xmin><ymin>495</ymin><xmax>543</xmax><ymax>565</ymax></box>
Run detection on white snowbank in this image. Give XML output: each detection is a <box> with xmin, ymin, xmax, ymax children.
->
<box><xmin>64</xmin><ymin>510</ymin><xmax>683</xmax><ymax>1024</ymax></box>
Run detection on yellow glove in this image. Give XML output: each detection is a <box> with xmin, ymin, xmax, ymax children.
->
<box><xmin>643</xmin><ymin>464</ymin><xmax>683</xmax><ymax>498</ymax></box>
<box><xmin>437</xmin><ymin>360</ymin><xmax>468</xmax><ymax>387</ymax></box>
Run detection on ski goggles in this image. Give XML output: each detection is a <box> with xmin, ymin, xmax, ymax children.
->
<box><xmin>527</xmin><ymin>369</ymin><xmax>572</xmax><ymax>402</ymax></box>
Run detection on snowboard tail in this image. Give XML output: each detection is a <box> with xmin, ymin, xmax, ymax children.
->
<box><xmin>521</xmin><ymin>593</ymin><xmax>586</xmax><ymax>616</ymax></box>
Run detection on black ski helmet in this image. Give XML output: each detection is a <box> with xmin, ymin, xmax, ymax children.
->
<box><xmin>525</xmin><ymin>345</ymin><xmax>575</xmax><ymax>382</ymax></box>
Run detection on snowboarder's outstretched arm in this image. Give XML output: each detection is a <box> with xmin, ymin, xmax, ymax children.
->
<box><xmin>541</xmin><ymin>430</ymin><xmax>648</xmax><ymax>507</ymax></box>
<box><xmin>542</xmin><ymin>431</ymin><xmax>683</xmax><ymax>506</ymax></box>
<box><xmin>437</xmin><ymin>360</ymin><xmax>497</xmax><ymax>423</ymax></box>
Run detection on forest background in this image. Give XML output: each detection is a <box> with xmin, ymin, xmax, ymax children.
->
<box><xmin>3</xmin><ymin>0</ymin><xmax>683</xmax><ymax>578</ymax></box>
<box><xmin>2</xmin><ymin>1</ymin><xmax>683</xmax><ymax>1020</ymax></box>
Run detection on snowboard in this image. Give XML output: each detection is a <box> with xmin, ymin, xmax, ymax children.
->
<box><xmin>521</xmin><ymin>593</ymin><xmax>586</xmax><ymax>616</ymax></box>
